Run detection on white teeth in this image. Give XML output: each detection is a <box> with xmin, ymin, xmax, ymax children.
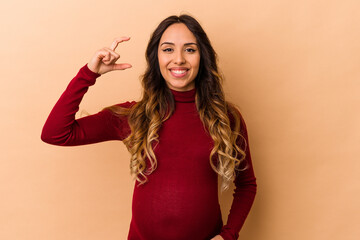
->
<box><xmin>171</xmin><ymin>70</ymin><xmax>187</xmax><ymax>74</ymax></box>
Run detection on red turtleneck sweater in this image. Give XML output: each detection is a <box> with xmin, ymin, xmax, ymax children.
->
<box><xmin>41</xmin><ymin>64</ymin><xmax>257</xmax><ymax>240</ymax></box>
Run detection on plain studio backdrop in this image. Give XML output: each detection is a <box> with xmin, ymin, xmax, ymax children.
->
<box><xmin>0</xmin><ymin>0</ymin><xmax>359</xmax><ymax>239</ymax></box>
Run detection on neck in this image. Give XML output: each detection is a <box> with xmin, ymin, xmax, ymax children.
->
<box><xmin>169</xmin><ymin>88</ymin><xmax>196</xmax><ymax>103</ymax></box>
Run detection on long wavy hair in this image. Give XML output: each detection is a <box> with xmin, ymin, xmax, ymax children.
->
<box><xmin>107</xmin><ymin>14</ymin><xmax>247</xmax><ymax>191</ymax></box>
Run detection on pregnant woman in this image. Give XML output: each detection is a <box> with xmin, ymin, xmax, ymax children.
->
<box><xmin>41</xmin><ymin>14</ymin><xmax>257</xmax><ymax>240</ymax></box>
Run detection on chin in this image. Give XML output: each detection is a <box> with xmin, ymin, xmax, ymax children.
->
<box><xmin>169</xmin><ymin>83</ymin><xmax>193</xmax><ymax>91</ymax></box>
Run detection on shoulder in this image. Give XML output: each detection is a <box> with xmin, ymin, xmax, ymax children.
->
<box><xmin>96</xmin><ymin>101</ymin><xmax>138</xmax><ymax>122</ymax></box>
<box><xmin>102</xmin><ymin>100</ymin><xmax>138</xmax><ymax>113</ymax></box>
<box><xmin>226</xmin><ymin>102</ymin><xmax>247</xmax><ymax>134</ymax></box>
<box><xmin>113</xmin><ymin>100</ymin><xmax>138</xmax><ymax>109</ymax></box>
<box><xmin>226</xmin><ymin>102</ymin><xmax>244</xmax><ymax>123</ymax></box>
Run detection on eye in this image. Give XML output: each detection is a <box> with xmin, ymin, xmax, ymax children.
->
<box><xmin>185</xmin><ymin>48</ymin><xmax>196</xmax><ymax>53</ymax></box>
<box><xmin>162</xmin><ymin>48</ymin><xmax>173</xmax><ymax>53</ymax></box>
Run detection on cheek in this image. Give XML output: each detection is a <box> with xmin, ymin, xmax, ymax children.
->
<box><xmin>158</xmin><ymin>54</ymin><xmax>169</xmax><ymax>69</ymax></box>
<box><xmin>193</xmin><ymin>55</ymin><xmax>201</xmax><ymax>72</ymax></box>
<box><xmin>157</xmin><ymin>55</ymin><xmax>169</xmax><ymax>79</ymax></box>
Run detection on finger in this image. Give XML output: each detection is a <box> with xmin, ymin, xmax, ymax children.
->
<box><xmin>98</xmin><ymin>50</ymin><xmax>118</xmax><ymax>66</ymax></box>
<box><xmin>95</xmin><ymin>49</ymin><xmax>111</xmax><ymax>61</ymax></box>
<box><xmin>103</xmin><ymin>55</ymin><xmax>120</xmax><ymax>66</ymax></box>
<box><xmin>103</xmin><ymin>47</ymin><xmax>120</xmax><ymax>59</ymax></box>
<box><xmin>112</xmin><ymin>63</ymin><xmax>132</xmax><ymax>71</ymax></box>
<box><xmin>102</xmin><ymin>52</ymin><xmax>111</xmax><ymax>62</ymax></box>
<box><xmin>110</xmin><ymin>36</ymin><xmax>131</xmax><ymax>51</ymax></box>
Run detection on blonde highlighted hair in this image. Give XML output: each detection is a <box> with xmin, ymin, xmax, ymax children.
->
<box><xmin>107</xmin><ymin>15</ymin><xmax>248</xmax><ymax>191</ymax></box>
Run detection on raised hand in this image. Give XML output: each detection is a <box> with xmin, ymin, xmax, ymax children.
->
<box><xmin>87</xmin><ymin>37</ymin><xmax>132</xmax><ymax>75</ymax></box>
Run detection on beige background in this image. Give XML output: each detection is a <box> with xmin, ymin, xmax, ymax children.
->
<box><xmin>1</xmin><ymin>0</ymin><xmax>359</xmax><ymax>239</ymax></box>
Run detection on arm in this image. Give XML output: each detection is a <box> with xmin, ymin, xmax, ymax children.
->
<box><xmin>219</xmin><ymin>113</ymin><xmax>257</xmax><ymax>240</ymax></box>
<box><xmin>41</xmin><ymin>64</ymin><xmax>134</xmax><ymax>146</ymax></box>
<box><xmin>41</xmin><ymin>37</ymin><xmax>134</xmax><ymax>146</ymax></box>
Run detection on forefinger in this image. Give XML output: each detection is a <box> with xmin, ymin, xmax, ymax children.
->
<box><xmin>110</xmin><ymin>36</ymin><xmax>131</xmax><ymax>51</ymax></box>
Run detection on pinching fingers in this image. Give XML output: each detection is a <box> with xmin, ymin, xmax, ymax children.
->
<box><xmin>110</xmin><ymin>36</ymin><xmax>131</xmax><ymax>51</ymax></box>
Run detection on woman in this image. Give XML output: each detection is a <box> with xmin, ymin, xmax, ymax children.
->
<box><xmin>41</xmin><ymin>14</ymin><xmax>257</xmax><ymax>240</ymax></box>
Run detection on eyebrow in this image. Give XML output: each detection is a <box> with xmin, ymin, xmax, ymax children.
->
<box><xmin>160</xmin><ymin>42</ymin><xmax>198</xmax><ymax>46</ymax></box>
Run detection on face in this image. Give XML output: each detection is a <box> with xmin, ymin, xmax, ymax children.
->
<box><xmin>158</xmin><ymin>23</ymin><xmax>200</xmax><ymax>92</ymax></box>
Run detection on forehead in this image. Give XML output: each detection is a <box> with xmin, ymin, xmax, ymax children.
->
<box><xmin>159</xmin><ymin>23</ymin><xmax>197</xmax><ymax>44</ymax></box>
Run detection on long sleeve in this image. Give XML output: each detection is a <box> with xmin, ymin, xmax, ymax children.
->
<box><xmin>41</xmin><ymin>64</ymin><xmax>135</xmax><ymax>146</ymax></box>
<box><xmin>220</xmin><ymin>112</ymin><xmax>257</xmax><ymax>240</ymax></box>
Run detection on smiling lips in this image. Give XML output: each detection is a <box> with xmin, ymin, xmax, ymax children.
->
<box><xmin>169</xmin><ymin>68</ymin><xmax>189</xmax><ymax>78</ymax></box>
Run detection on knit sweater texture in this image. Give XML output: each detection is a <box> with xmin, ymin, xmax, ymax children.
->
<box><xmin>41</xmin><ymin>64</ymin><xmax>257</xmax><ymax>240</ymax></box>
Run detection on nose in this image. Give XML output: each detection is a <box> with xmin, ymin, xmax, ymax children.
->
<box><xmin>174</xmin><ymin>50</ymin><xmax>185</xmax><ymax>65</ymax></box>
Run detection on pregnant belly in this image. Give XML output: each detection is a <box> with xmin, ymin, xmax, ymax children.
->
<box><xmin>129</xmin><ymin>176</ymin><xmax>222</xmax><ymax>240</ymax></box>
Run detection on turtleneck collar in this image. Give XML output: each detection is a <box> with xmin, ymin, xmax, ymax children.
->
<box><xmin>170</xmin><ymin>88</ymin><xmax>196</xmax><ymax>103</ymax></box>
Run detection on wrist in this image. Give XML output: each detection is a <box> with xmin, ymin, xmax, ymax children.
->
<box><xmin>83</xmin><ymin>63</ymin><xmax>101</xmax><ymax>79</ymax></box>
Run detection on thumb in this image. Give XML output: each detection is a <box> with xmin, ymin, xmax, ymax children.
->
<box><xmin>112</xmin><ymin>63</ymin><xmax>132</xmax><ymax>71</ymax></box>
